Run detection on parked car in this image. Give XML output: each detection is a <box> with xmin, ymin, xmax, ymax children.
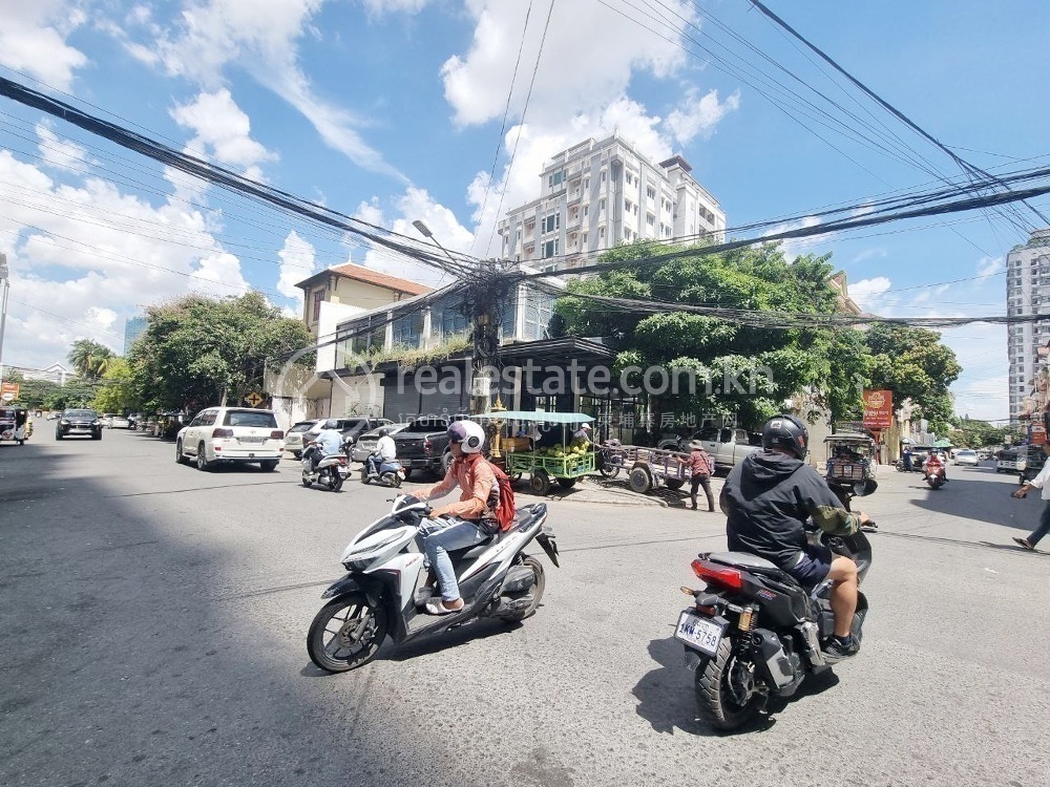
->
<box><xmin>101</xmin><ymin>413</ymin><xmax>117</xmax><ymax>428</ymax></box>
<box><xmin>285</xmin><ymin>417</ymin><xmax>393</xmax><ymax>458</ymax></box>
<box><xmin>953</xmin><ymin>449</ymin><xmax>979</xmax><ymax>467</ymax></box>
<box><xmin>351</xmin><ymin>422</ymin><xmax>411</xmax><ymax>463</ymax></box>
<box><xmin>175</xmin><ymin>407</ymin><xmax>285</xmax><ymax>471</ymax></box>
<box><xmin>392</xmin><ymin>416</ymin><xmax>458</xmax><ymax>477</ymax></box>
<box><xmin>109</xmin><ymin>414</ymin><xmax>131</xmax><ymax>429</ymax></box>
<box><xmin>55</xmin><ymin>408</ymin><xmax>103</xmax><ymax>440</ymax></box>
<box><xmin>1020</xmin><ymin>445</ymin><xmax>1047</xmax><ymax>483</ymax></box>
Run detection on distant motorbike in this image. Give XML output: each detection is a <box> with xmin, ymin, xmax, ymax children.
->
<box><xmin>675</xmin><ymin>520</ymin><xmax>873</xmax><ymax>731</ymax></box>
<box><xmin>301</xmin><ymin>444</ymin><xmax>350</xmax><ymax>492</ymax></box>
<box><xmin>306</xmin><ymin>495</ymin><xmax>559</xmax><ymax>673</ymax></box>
<box><xmin>361</xmin><ymin>455</ymin><xmax>406</xmax><ymax>488</ymax></box>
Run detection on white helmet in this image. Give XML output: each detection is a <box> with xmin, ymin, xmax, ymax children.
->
<box><xmin>448</xmin><ymin>420</ymin><xmax>486</xmax><ymax>454</ymax></box>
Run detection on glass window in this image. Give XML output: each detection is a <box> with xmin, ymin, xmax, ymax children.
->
<box><xmin>392</xmin><ymin>312</ymin><xmax>424</xmax><ymax>348</ymax></box>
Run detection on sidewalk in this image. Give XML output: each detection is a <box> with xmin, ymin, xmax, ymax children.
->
<box><xmin>519</xmin><ymin>473</ymin><xmax>725</xmax><ymax>509</ymax></box>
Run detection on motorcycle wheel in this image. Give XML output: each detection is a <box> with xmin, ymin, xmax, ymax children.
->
<box><xmin>695</xmin><ymin>636</ymin><xmax>763</xmax><ymax>732</ymax></box>
<box><xmin>501</xmin><ymin>555</ymin><xmax>545</xmax><ymax>623</ymax></box>
<box><xmin>306</xmin><ymin>594</ymin><xmax>388</xmax><ymax>673</ymax></box>
<box><xmin>381</xmin><ymin>472</ymin><xmax>401</xmax><ymax>488</ymax></box>
<box><xmin>329</xmin><ymin>475</ymin><xmax>344</xmax><ymax>492</ymax></box>
<box><xmin>301</xmin><ymin>472</ymin><xmax>312</xmax><ymax>488</ymax></box>
<box><xmin>360</xmin><ymin>468</ymin><xmax>370</xmax><ymax>485</ymax></box>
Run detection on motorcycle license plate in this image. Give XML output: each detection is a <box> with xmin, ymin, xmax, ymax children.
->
<box><xmin>674</xmin><ymin>611</ymin><xmax>724</xmax><ymax>657</ymax></box>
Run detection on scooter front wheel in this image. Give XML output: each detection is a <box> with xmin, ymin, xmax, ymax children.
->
<box><xmin>307</xmin><ymin>594</ymin><xmax>388</xmax><ymax>673</ymax></box>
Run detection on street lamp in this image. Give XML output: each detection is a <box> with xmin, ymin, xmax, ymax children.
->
<box><xmin>412</xmin><ymin>219</ymin><xmax>462</xmax><ymax>272</ymax></box>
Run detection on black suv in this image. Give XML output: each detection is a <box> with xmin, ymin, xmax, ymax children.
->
<box><xmin>56</xmin><ymin>408</ymin><xmax>103</xmax><ymax>440</ymax></box>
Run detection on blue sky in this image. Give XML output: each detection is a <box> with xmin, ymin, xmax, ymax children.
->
<box><xmin>1</xmin><ymin>0</ymin><xmax>1048</xmax><ymax>422</ymax></box>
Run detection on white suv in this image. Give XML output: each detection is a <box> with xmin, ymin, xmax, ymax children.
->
<box><xmin>175</xmin><ymin>407</ymin><xmax>285</xmax><ymax>471</ymax></box>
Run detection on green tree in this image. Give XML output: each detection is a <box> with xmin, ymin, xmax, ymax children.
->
<box><xmin>127</xmin><ymin>291</ymin><xmax>314</xmax><ymax>413</ymax></box>
<box><xmin>556</xmin><ymin>241</ymin><xmax>870</xmax><ymax>429</ymax></box>
<box><xmin>864</xmin><ymin>324</ymin><xmax>961</xmax><ymax>433</ymax></box>
<box><xmin>91</xmin><ymin>357</ymin><xmax>137</xmax><ymax>414</ymax></box>
<box><xmin>67</xmin><ymin>339</ymin><xmax>115</xmax><ymax>381</ymax></box>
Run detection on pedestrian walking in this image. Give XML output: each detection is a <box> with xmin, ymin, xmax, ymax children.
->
<box><xmin>1010</xmin><ymin>442</ymin><xmax>1050</xmax><ymax>550</ymax></box>
<box><xmin>679</xmin><ymin>439</ymin><xmax>716</xmax><ymax>511</ymax></box>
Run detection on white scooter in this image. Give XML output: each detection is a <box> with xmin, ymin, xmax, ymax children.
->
<box><xmin>306</xmin><ymin>495</ymin><xmax>559</xmax><ymax>673</ymax></box>
<box><xmin>301</xmin><ymin>443</ymin><xmax>350</xmax><ymax>492</ymax></box>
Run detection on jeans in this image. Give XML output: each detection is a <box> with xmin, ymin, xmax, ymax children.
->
<box><xmin>421</xmin><ymin>518</ymin><xmax>488</xmax><ymax>601</ymax></box>
<box><xmin>366</xmin><ymin>453</ymin><xmax>380</xmax><ymax>476</ymax></box>
<box><xmin>1027</xmin><ymin>501</ymin><xmax>1050</xmax><ymax>547</ymax></box>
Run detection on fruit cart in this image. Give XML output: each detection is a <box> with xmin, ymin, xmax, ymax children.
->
<box><xmin>472</xmin><ymin>410</ymin><xmax>596</xmax><ymax>496</ymax></box>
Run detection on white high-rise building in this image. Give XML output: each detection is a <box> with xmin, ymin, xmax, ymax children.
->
<box><xmin>1007</xmin><ymin>228</ymin><xmax>1050</xmax><ymax>420</ymax></box>
<box><xmin>498</xmin><ymin>133</ymin><xmax>726</xmax><ymax>272</ymax></box>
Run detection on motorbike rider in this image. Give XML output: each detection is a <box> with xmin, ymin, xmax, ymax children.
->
<box><xmin>720</xmin><ymin>414</ymin><xmax>869</xmax><ymax>660</ymax></box>
<box><xmin>924</xmin><ymin>450</ymin><xmax>948</xmax><ymax>482</ymax></box>
<box><xmin>306</xmin><ymin>425</ymin><xmax>344</xmax><ymax>473</ymax></box>
<box><xmin>414</xmin><ymin>420</ymin><xmax>505</xmax><ymax>615</ymax></box>
<box><xmin>365</xmin><ymin>426</ymin><xmax>397</xmax><ymax>478</ymax></box>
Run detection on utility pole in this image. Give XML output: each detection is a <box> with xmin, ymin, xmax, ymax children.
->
<box><xmin>0</xmin><ymin>254</ymin><xmax>9</xmax><ymax>388</ymax></box>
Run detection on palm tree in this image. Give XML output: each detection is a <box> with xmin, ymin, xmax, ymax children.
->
<box><xmin>67</xmin><ymin>339</ymin><xmax>115</xmax><ymax>381</ymax></box>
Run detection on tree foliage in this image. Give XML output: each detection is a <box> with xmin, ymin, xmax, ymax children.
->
<box><xmin>91</xmin><ymin>357</ymin><xmax>137</xmax><ymax>414</ymax></box>
<box><xmin>127</xmin><ymin>291</ymin><xmax>314</xmax><ymax>413</ymax></box>
<box><xmin>864</xmin><ymin>323</ymin><xmax>961</xmax><ymax>433</ymax></box>
<box><xmin>556</xmin><ymin>241</ymin><xmax>869</xmax><ymax>428</ymax></box>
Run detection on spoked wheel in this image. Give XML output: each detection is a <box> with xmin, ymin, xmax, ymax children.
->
<box><xmin>529</xmin><ymin>469</ymin><xmax>551</xmax><ymax>496</ymax></box>
<box><xmin>307</xmin><ymin>594</ymin><xmax>389</xmax><ymax>673</ymax></box>
<box><xmin>501</xmin><ymin>555</ymin><xmax>546</xmax><ymax>623</ymax></box>
<box><xmin>196</xmin><ymin>443</ymin><xmax>210</xmax><ymax>471</ymax></box>
<box><xmin>695</xmin><ymin>636</ymin><xmax>763</xmax><ymax>732</ymax></box>
<box><xmin>598</xmin><ymin>464</ymin><xmax>621</xmax><ymax>479</ymax></box>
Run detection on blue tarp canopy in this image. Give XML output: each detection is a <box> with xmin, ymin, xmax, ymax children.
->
<box><xmin>469</xmin><ymin>410</ymin><xmax>594</xmax><ymax>424</ymax></box>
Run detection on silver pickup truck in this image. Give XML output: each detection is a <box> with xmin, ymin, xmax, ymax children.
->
<box><xmin>658</xmin><ymin>427</ymin><xmax>760</xmax><ymax>472</ymax></box>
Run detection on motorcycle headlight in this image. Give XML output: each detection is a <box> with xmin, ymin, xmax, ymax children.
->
<box><xmin>60</xmin><ymin>419</ymin><xmax>69</xmax><ymax>425</ymax></box>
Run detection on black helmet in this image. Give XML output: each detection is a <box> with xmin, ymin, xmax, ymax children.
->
<box><xmin>761</xmin><ymin>414</ymin><xmax>809</xmax><ymax>459</ymax></box>
<box><xmin>378</xmin><ymin>427</ymin><xmax>390</xmax><ymax>437</ymax></box>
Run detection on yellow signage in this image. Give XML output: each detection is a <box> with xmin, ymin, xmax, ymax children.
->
<box><xmin>245</xmin><ymin>392</ymin><xmax>263</xmax><ymax>407</ymax></box>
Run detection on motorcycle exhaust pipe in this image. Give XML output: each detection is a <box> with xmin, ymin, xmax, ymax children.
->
<box><xmin>750</xmin><ymin>629</ymin><xmax>798</xmax><ymax>690</ymax></box>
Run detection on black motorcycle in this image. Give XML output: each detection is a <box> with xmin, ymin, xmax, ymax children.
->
<box><xmin>675</xmin><ymin>523</ymin><xmax>872</xmax><ymax>731</ymax></box>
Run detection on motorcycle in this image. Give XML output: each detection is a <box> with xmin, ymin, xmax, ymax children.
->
<box><xmin>675</xmin><ymin>521</ymin><xmax>872</xmax><ymax>731</ymax></box>
<box><xmin>301</xmin><ymin>443</ymin><xmax>350</xmax><ymax>492</ymax></box>
<box><xmin>925</xmin><ymin>464</ymin><xmax>946</xmax><ymax>490</ymax></box>
<box><xmin>307</xmin><ymin>495</ymin><xmax>559</xmax><ymax>673</ymax></box>
<box><xmin>361</xmin><ymin>455</ymin><xmax>406</xmax><ymax>488</ymax></box>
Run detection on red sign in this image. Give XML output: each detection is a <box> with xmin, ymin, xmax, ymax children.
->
<box><xmin>862</xmin><ymin>389</ymin><xmax>893</xmax><ymax>429</ymax></box>
<box><xmin>1032</xmin><ymin>424</ymin><xmax>1046</xmax><ymax>446</ymax></box>
<box><xmin>0</xmin><ymin>381</ymin><xmax>18</xmax><ymax>402</ymax></box>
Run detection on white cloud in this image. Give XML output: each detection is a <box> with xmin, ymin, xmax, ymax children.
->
<box><xmin>170</xmin><ymin>89</ymin><xmax>277</xmax><ymax>178</ymax></box>
<box><xmin>361</xmin><ymin>0</ymin><xmax>432</xmax><ymax>15</ymax></box>
<box><xmin>849</xmin><ymin>276</ymin><xmax>893</xmax><ymax>310</ymax></box>
<box><xmin>976</xmin><ymin>255</ymin><xmax>1005</xmax><ymax>279</ymax></box>
<box><xmin>36</xmin><ymin>123</ymin><xmax>95</xmax><ymax>174</ymax></box>
<box><xmin>139</xmin><ymin>0</ymin><xmax>405</xmax><ymax>181</ymax></box>
<box><xmin>762</xmin><ymin>216</ymin><xmax>822</xmax><ymax>260</ymax></box>
<box><xmin>0</xmin><ymin>132</ymin><xmax>249</xmax><ymax>369</ymax></box>
<box><xmin>442</xmin><ymin>0</ymin><xmax>695</xmax><ymax>128</ymax></box>
<box><xmin>276</xmin><ymin>230</ymin><xmax>316</xmax><ymax>300</ymax></box>
<box><xmin>0</xmin><ymin>1</ymin><xmax>89</xmax><ymax>92</ymax></box>
<box><xmin>665</xmin><ymin>89</ymin><xmax>741</xmax><ymax>144</ymax></box>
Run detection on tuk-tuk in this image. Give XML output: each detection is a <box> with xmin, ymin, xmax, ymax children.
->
<box><xmin>823</xmin><ymin>433</ymin><xmax>878</xmax><ymax>513</ymax></box>
<box><xmin>0</xmin><ymin>406</ymin><xmax>29</xmax><ymax>445</ymax></box>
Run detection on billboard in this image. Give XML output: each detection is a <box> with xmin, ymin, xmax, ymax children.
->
<box><xmin>0</xmin><ymin>381</ymin><xmax>19</xmax><ymax>402</ymax></box>
<box><xmin>862</xmin><ymin>389</ymin><xmax>893</xmax><ymax>429</ymax></box>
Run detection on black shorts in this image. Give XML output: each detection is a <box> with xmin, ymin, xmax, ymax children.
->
<box><xmin>786</xmin><ymin>543</ymin><xmax>833</xmax><ymax>586</ymax></box>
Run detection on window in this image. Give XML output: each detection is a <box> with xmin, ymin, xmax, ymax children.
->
<box><xmin>599</xmin><ymin>227</ymin><xmax>606</xmax><ymax>240</ymax></box>
<box><xmin>582</xmin><ymin>233</ymin><xmax>588</xmax><ymax>245</ymax></box>
<box><xmin>312</xmin><ymin>289</ymin><xmax>324</xmax><ymax>323</ymax></box>
<box><xmin>625</xmin><ymin>173</ymin><xmax>634</xmax><ymax>186</ymax></box>
<box><xmin>600</xmin><ymin>170</ymin><xmax>606</xmax><ymax>183</ymax></box>
<box><xmin>599</xmin><ymin>198</ymin><xmax>606</xmax><ymax>212</ymax></box>
<box><xmin>647</xmin><ymin>186</ymin><xmax>655</xmax><ymax>200</ymax></box>
<box><xmin>583</xmin><ymin>178</ymin><xmax>589</xmax><ymax>190</ymax></box>
<box><xmin>542</xmin><ymin>239</ymin><xmax>558</xmax><ymax>258</ymax></box>
<box><xmin>542</xmin><ymin>213</ymin><xmax>560</xmax><ymax>233</ymax></box>
<box><xmin>647</xmin><ymin>213</ymin><xmax>655</xmax><ymax>227</ymax></box>
<box><xmin>392</xmin><ymin>312</ymin><xmax>424</xmax><ymax>348</ymax></box>
<box><xmin>624</xmin><ymin>229</ymin><xmax>632</xmax><ymax>241</ymax></box>
<box><xmin>548</xmin><ymin>170</ymin><xmax>564</xmax><ymax>187</ymax></box>
<box><xmin>583</xmin><ymin>205</ymin><xmax>589</xmax><ymax>217</ymax></box>
<box><xmin>625</xmin><ymin>198</ymin><xmax>632</xmax><ymax>212</ymax></box>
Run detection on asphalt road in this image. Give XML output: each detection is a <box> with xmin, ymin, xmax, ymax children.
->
<box><xmin>1</xmin><ymin>429</ymin><xmax>1048</xmax><ymax>787</ymax></box>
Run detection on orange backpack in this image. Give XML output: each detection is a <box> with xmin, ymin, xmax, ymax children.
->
<box><xmin>489</xmin><ymin>461</ymin><xmax>517</xmax><ymax>532</ymax></box>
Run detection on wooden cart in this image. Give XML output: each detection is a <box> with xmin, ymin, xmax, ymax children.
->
<box><xmin>597</xmin><ymin>443</ymin><xmax>691</xmax><ymax>494</ymax></box>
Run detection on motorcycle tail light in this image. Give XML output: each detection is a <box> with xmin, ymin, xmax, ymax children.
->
<box><xmin>691</xmin><ymin>559</ymin><xmax>743</xmax><ymax>590</ymax></box>
<box><xmin>270</xmin><ymin>430</ymin><xmax>284</xmax><ymax>439</ymax></box>
<box><xmin>211</xmin><ymin>428</ymin><xmax>234</xmax><ymax>438</ymax></box>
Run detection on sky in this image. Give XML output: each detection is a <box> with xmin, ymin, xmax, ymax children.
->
<box><xmin>1</xmin><ymin>0</ymin><xmax>1048</xmax><ymax>423</ymax></box>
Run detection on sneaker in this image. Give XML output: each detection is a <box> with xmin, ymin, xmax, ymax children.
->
<box><xmin>823</xmin><ymin>635</ymin><xmax>860</xmax><ymax>660</ymax></box>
